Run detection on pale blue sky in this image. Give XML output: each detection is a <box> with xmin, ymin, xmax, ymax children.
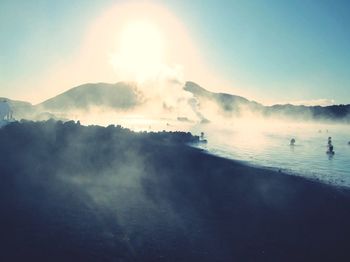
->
<box><xmin>1</xmin><ymin>0</ymin><xmax>349</xmax><ymax>104</ymax></box>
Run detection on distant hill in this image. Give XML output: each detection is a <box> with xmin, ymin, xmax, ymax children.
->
<box><xmin>2</xmin><ymin>81</ymin><xmax>349</xmax><ymax>122</ymax></box>
<box><xmin>184</xmin><ymin>81</ymin><xmax>264</xmax><ymax>116</ymax></box>
<box><xmin>184</xmin><ymin>82</ymin><xmax>350</xmax><ymax>122</ymax></box>
<box><xmin>0</xmin><ymin>97</ymin><xmax>35</xmax><ymax>119</ymax></box>
<box><xmin>0</xmin><ymin>97</ymin><xmax>33</xmax><ymax>110</ymax></box>
<box><xmin>37</xmin><ymin>82</ymin><xmax>143</xmax><ymax>112</ymax></box>
<box><xmin>264</xmin><ymin>103</ymin><xmax>350</xmax><ymax>121</ymax></box>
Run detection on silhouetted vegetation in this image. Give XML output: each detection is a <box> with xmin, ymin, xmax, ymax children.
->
<box><xmin>0</xmin><ymin>119</ymin><xmax>199</xmax><ymax>179</ymax></box>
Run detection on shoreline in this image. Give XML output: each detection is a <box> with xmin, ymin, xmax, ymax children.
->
<box><xmin>192</xmin><ymin>144</ymin><xmax>350</xmax><ymax>192</ymax></box>
<box><xmin>194</xmin><ymin>143</ymin><xmax>350</xmax><ymax>189</ymax></box>
<box><xmin>1</xmin><ymin>120</ymin><xmax>350</xmax><ymax>261</ymax></box>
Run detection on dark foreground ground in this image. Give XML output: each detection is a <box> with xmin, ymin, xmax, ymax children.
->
<box><xmin>0</xmin><ymin>120</ymin><xmax>350</xmax><ymax>262</ymax></box>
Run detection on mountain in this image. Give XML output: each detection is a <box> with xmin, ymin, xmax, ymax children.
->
<box><xmin>0</xmin><ymin>97</ymin><xmax>35</xmax><ymax>119</ymax></box>
<box><xmin>184</xmin><ymin>81</ymin><xmax>264</xmax><ymax>116</ymax></box>
<box><xmin>1</xmin><ymin>82</ymin><xmax>144</xmax><ymax>121</ymax></box>
<box><xmin>0</xmin><ymin>97</ymin><xmax>33</xmax><ymax>110</ymax></box>
<box><xmin>37</xmin><ymin>82</ymin><xmax>143</xmax><ymax>112</ymax></box>
<box><xmin>2</xmin><ymin>81</ymin><xmax>349</xmax><ymax>122</ymax></box>
<box><xmin>184</xmin><ymin>82</ymin><xmax>350</xmax><ymax>122</ymax></box>
<box><xmin>264</xmin><ymin>103</ymin><xmax>350</xmax><ymax>121</ymax></box>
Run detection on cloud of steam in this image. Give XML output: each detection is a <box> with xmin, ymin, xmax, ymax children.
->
<box><xmin>12</xmin><ymin>1</ymin><xmax>228</xmax><ymax>106</ymax></box>
<box><xmin>0</xmin><ymin>120</ymin><xmax>206</xmax><ymax>252</ymax></box>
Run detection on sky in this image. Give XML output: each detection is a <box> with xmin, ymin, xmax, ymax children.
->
<box><xmin>0</xmin><ymin>0</ymin><xmax>350</xmax><ymax>105</ymax></box>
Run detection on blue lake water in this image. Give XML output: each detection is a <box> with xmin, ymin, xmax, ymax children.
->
<box><xmin>3</xmin><ymin>116</ymin><xmax>349</xmax><ymax>187</ymax></box>
<box><xmin>77</xmin><ymin>115</ymin><xmax>350</xmax><ymax>188</ymax></box>
<box><xmin>189</xmin><ymin>121</ymin><xmax>350</xmax><ymax>188</ymax></box>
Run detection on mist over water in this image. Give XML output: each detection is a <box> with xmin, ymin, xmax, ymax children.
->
<box><xmin>76</xmin><ymin>113</ymin><xmax>350</xmax><ymax>188</ymax></box>
<box><xmin>190</xmin><ymin>121</ymin><xmax>350</xmax><ymax>187</ymax></box>
<box><xmin>5</xmin><ymin>77</ymin><xmax>349</xmax><ymax>188</ymax></box>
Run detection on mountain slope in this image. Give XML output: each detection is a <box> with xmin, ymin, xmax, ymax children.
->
<box><xmin>264</xmin><ymin>103</ymin><xmax>350</xmax><ymax>121</ymax></box>
<box><xmin>37</xmin><ymin>82</ymin><xmax>142</xmax><ymax>111</ymax></box>
<box><xmin>184</xmin><ymin>81</ymin><xmax>264</xmax><ymax>115</ymax></box>
<box><xmin>0</xmin><ymin>97</ymin><xmax>35</xmax><ymax>119</ymax></box>
<box><xmin>184</xmin><ymin>82</ymin><xmax>350</xmax><ymax>121</ymax></box>
<box><xmin>2</xmin><ymin>81</ymin><xmax>349</xmax><ymax>122</ymax></box>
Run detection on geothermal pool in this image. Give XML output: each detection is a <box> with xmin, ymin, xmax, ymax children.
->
<box><xmin>191</xmin><ymin>122</ymin><xmax>350</xmax><ymax>188</ymax></box>
<box><xmin>79</xmin><ymin>115</ymin><xmax>350</xmax><ymax>188</ymax></box>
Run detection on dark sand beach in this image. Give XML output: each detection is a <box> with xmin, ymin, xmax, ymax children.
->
<box><xmin>0</xmin><ymin>120</ymin><xmax>350</xmax><ymax>261</ymax></box>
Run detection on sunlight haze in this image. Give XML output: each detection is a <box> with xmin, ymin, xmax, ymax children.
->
<box><xmin>1</xmin><ymin>0</ymin><xmax>349</xmax><ymax>105</ymax></box>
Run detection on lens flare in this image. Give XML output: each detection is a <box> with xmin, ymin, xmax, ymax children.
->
<box><xmin>110</xmin><ymin>21</ymin><xmax>165</xmax><ymax>81</ymax></box>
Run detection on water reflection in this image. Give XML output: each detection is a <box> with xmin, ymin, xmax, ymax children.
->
<box><xmin>328</xmin><ymin>153</ymin><xmax>334</xmax><ymax>160</ymax></box>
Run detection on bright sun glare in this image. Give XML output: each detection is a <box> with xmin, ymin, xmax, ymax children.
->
<box><xmin>110</xmin><ymin>21</ymin><xmax>165</xmax><ymax>81</ymax></box>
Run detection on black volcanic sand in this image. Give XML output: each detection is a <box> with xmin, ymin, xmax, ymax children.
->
<box><xmin>0</xmin><ymin>120</ymin><xmax>350</xmax><ymax>262</ymax></box>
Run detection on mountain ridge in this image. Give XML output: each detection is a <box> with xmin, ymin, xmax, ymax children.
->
<box><xmin>184</xmin><ymin>81</ymin><xmax>350</xmax><ymax>121</ymax></box>
<box><xmin>2</xmin><ymin>81</ymin><xmax>349</xmax><ymax>122</ymax></box>
<box><xmin>37</xmin><ymin>82</ymin><xmax>142</xmax><ymax>111</ymax></box>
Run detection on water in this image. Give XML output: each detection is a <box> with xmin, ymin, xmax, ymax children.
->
<box><xmin>189</xmin><ymin>120</ymin><xmax>350</xmax><ymax>188</ymax></box>
<box><xmin>77</xmin><ymin>114</ymin><xmax>350</xmax><ymax>188</ymax></box>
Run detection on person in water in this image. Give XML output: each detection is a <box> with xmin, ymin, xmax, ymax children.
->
<box><xmin>199</xmin><ymin>132</ymin><xmax>208</xmax><ymax>143</ymax></box>
<box><xmin>290</xmin><ymin>138</ymin><xmax>296</xmax><ymax>146</ymax></box>
<box><xmin>327</xmin><ymin>137</ymin><xmax>334</xmax><ymax>154</ymax></box>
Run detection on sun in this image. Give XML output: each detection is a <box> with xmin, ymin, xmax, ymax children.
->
<box><xmin>110</xmin><ymin>21</ymin><xmax>165</xmax><ymax>81</ymax></box>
